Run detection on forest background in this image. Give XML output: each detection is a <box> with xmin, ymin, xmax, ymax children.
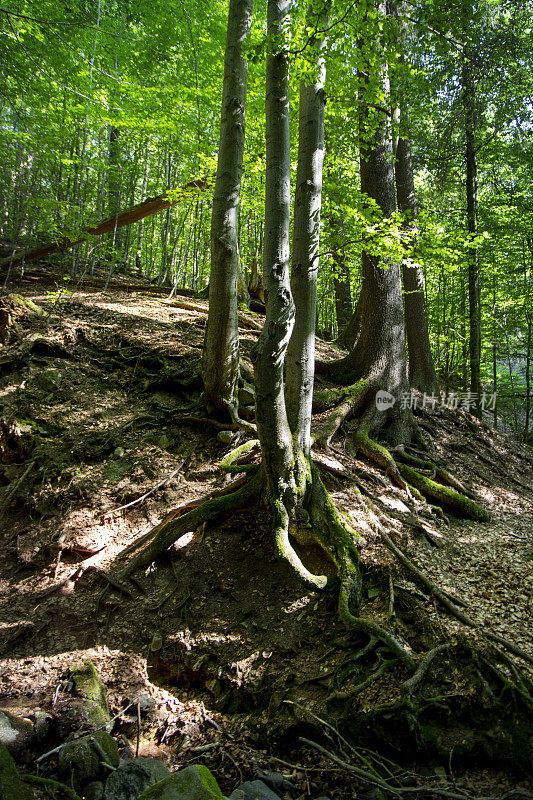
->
<box><xmin>0</xmin><ymin>0</ymin><xmax>532</xmax><ymax>440</ymax></box>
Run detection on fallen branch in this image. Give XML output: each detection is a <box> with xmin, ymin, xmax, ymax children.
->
<box><xmin>0</xmin><ymin>177</ymin><xmax>210</xmax><ymax>271</ymax></box>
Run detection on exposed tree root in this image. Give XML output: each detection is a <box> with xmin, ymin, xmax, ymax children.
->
<box><xmin>218</xmin><ymin>439</ymin><xmax>260</xmax><ymax>472</ymax></box>
<box><xmin>312</xmin><ymin>380</ymin><xmax>369</xmax><ymax>413</ymax></box>
<box><xmin>397</xmin><ymin>463</ymin><xmax>490</xmax><ymax>521</ymax></box>
<box><xmin>313</xmin><ymin>380</ymin><xmax>369</xmax><ymax>449</ymax></box>
<box><xmin>401</xmin><ymin>643</ymin><xmax>450</xmax><ymax>696</ymax></box>
<box><xmin>116</xmin><ymin>471</ymin><xmax>263</xmax><ymax>578</ymax></box>
<box><xmin>352</xmin><ymin>407</ymin><xmax>409</xmax><ymax>491</ymax></box>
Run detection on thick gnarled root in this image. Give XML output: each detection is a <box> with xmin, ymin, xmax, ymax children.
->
<box><xmin>397</xmin><ymin>463</ymin><xmax>491</xmax><ymax>521</ymax></box>
<box><xmin>353</xmin><ymin>407</ymin><xmax>408</xmax><ymax>491</ymax></box>
<box><xmin>218</xmin><ymin>439</ymin><xmax>260</xmax><ymax>472</ymax></box>
<box><xmin>313</xmin><ymin>380</ymin><xmax>369</xmax><ymax>450</ymax></box>
<box><xmin>117</xmin><ymin>471</ymin><xmax>263</xmax><ymax>578</ymax></box>
<box><xmin>313</xmin><ymin>379</ymin><xmax>369</xmax><ymax>413</ymax></box>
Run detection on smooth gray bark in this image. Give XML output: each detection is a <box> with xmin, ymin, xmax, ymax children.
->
<box><xmin>253</xmin><ymin>0</ymin><xmax>295</xmax><ymax>494</ymax></box>
<box><xmin>202</xmin><ymin>0</ymin><xmax>253</xmax><ymax>416</ymax></box>
<box><xmin>286</xmin><ymin>0</ymin><xmax>330</xmax><ymax>456</ymax></box>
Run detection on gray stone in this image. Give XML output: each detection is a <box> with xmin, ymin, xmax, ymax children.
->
<box><xmin>255</xmin><ymin>771</ymin><xmax>292</xmax><ymax>793</ymax></box>
<box><xmin>58</xmin><ymin>730</ymin><xmax>119</xmax><ymax>785</ymax></box>
<box><xmin>139</xmin><ymin>765</ymin><xmax>223</xmax><ymax>800</ymax></box>
<box><xmin>104</xmin><ymin>758</ymin><xmax>170</xmax><ymax>800</ymax></box>
<box><xmin>229</xmin><ymin>780</ymin><xmax>282</xmax><ymax>800</ymax></box>
<box><xmin>35</xmin><ymin>368</ymin><xmax>63</xmax><ymax>393</ymax></box>
<box><xmin>238</xmin><ymin>383</ymin><xmax>255</xmax><ymax>406</ymax></box>
<box><xmin>0</xmin><ymin>710</ymin><xmax>33</xmax><ymax>755</ymax></box>
<box><xmin>217</xmin><ymin>430</ymin><xmax>234</xmax><ymax>444</ymax></box>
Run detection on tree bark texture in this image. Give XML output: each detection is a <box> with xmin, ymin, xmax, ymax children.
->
<box><xmin>286</xmin><ymin>0</ymin><xmax>330</xmax><ymax>456</ymax></box>
<box><xmin>253</xmin><ymin>0</ymin><xmax>296</xmax><ymax>501</ymax></box>
<box><xmin>394</xmin><ymin>105</ymin><xmax>437</xmax><ymax>394</ymax></box>
<box><xmin>202</xmin><ymin>0</ymin><xmax>253</xmax><ymax>415</ymax></box>
<box><xmin>463</xmin><ymin>46</ymin><xmax>481</xmax><ymax>416</ymax></box>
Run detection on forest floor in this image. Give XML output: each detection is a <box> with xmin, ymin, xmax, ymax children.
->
<box><xmin>0</xmin><ymin>267</ymin><xmax>532</xmax><ymax>799</ymax></box>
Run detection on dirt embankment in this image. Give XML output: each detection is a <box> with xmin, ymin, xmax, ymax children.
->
<box><xmin>0</xmin><ymin>270</ymin><xmax>532</xmax><ymax>797</ymax></box>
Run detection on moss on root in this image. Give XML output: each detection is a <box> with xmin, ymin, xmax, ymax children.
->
<box><xmin>313</xmin><ymin>379</ymin><xmax>369</xmax><ymax>413</ymax></box>
<box><xmin>119</xmin><ymin>470</ymin><xmax>263</xmax><ymax>576</ymax></box>
<box><xmin>313</xmin><ymin>380</ymin><xmax>369</xmax><ymax>449</ymax></box>
<box><xmin>218</xmin><ymin>439</ymin><xmax>259</xmax><ymax>472</ymax></box>
<box><xmin>397</xmin><ymin>463</ymin><xmax>491</xmax><ymax>521</ymax></box>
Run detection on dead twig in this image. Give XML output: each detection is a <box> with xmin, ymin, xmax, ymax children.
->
<box><xmin>104</xmin><ymin>446</ymin><xmax>195</xmax><ymax>518</ymax></box>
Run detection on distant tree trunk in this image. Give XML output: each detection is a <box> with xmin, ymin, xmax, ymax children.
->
<box><xmin>136</xmin><ymin>137</ymin><xmax>151</xmax><ymax>274</ymax></box>
<box><xmin>394</xmin><ymin>106</ymin><xmax>437</xmax><ymax>394</ymax></box>
<box><xmin>463</xmin><ymin>45</ymin><xmax>481</xmax><ymax>416</ymax></box>
<box><xmin>202</xmin><ymin>0</ymin><xmax>253</xmax><ymax>418</ymax></box>
<box><xmin>524</xmin><ymin>317</ymin><xmax>532</xmax><ymax>443</ymax></box>
<box><xmin>327</xmin><ymin>163</ymin><xmax>353</xmax><ymax>344</ymax></box>
<box><xmin>107</xmin><ymin>125</ymin><xmax>122</xmax><ymax>261</ymax></box>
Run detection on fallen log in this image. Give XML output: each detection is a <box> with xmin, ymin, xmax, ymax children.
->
<box><xmin>0</xmin><ymin>177</ymin><xmax>210</xmax><ymax>271</ymax></box>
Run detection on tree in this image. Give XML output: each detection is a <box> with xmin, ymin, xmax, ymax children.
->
<box><xmin>390</xmin><ymin>1</ymin><xmax>437</xmax><ymax>395</ymax></box>
<box><xmin>201</xmin><ymin>0</ymin><xmax>254</xmax><ymax>421</ymax></box>
<box><xmin>316</xmin><ymin>1</ymin><xmax>415</xmax><ymax>463</ymax></box>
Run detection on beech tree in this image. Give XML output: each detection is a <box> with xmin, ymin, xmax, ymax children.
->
<box><xmin>391</xmin><ymin>1</ymin><xmax>437</xmax><ymax>395</ymax></box>
<box><xmin>202</xmin><ymin>0</ymin><xmax>254</xmax><ymax>420</ymax></box>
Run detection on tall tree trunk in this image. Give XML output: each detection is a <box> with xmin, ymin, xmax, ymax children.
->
<box><xmin>524</xmin><ymin>317</ymin><xmax>532</xmax><ymax>443</ymax></box>
<box><xmin>107</xmin><ymin>124</ymin><xmax>122</xmax><ymax>261</ymax></box>
<box><xmin>286</xmin><ymin>0</ymin><xmax>330</xmax><ymax>456</ymax></box>
<box><xmin>463</xmin><ymin>43</ymin><xmax>481</xmax><ymax>416</ymax></box>
<box><xmin>253</xmin><ymin>0</ymin><xmax>363</xmax><ymax>612</ymax></box>
<box><xmin>202</xmin><ymin>0</ymin><xmax>253</xmax><ymax>418</ymax></box>
<box><xmin>253</xmin><ymin>0</ymin><xmax>295</xmax><ymax>494</ymax></box>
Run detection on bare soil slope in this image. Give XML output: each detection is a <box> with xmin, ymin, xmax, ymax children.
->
<box><xmin>0</xmin><ymin>269</ymin><xmax>532</xmax><ymax>797</ymax></box>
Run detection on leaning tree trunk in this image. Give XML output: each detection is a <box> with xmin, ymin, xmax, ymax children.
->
<box><xmin>202</xmin><ymin>0</ymin><xmax>253</xmax><ymax>419</ymax></box>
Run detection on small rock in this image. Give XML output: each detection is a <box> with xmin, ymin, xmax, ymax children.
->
<box><xmin>150</xmin><ymin>632</ymin><xmax>163</xmax><ymax>652</ymax></box>
<box><xmin>34</xmin><ymin>368</ymin><xmax>63</xmax><ymax>393</ymax></box>
<box><xmin>69</xmin><ymin>659</ymin><xmax>111</xmax><ymax>728</ymax></box>
<box><xmin>139</xmin><ymin>765</ymin><xmax>223</xmax><ymax>800</ymax></box>
<box><xmin>104</xmin><ymin>757</ymin><xmax>170</xmax><ymax>800</ymax></box>
<box><xmin>85</xmin><ymin>781</ymin><xmax>105</xmax><ymax>800</ymax></box>
<box><xmin>137</xmin><ymin>694</ymin><xmax>156</xmax><ymax>714</ymax></box>
<box><xmin>0</xmin><ymin>710</ymin><xmax>33</xmax><ymax>755</ymax></box>
<box><xmin>114</xmin><ymin>447</ymin><xmax>125</xmax><ymax>458</ymax></box>
<box><xmin>229</xmin><ymin>780</ymin><xmax>282</xmax><ymax>800</ymax></box>
<box><xmin>58</xmin><ymin>731</ymin><xmax>119</xmax><ymax>786</ymax></box>
<box><xmin>238</xmin><ymin>383</ymin><xmax>255</xmax><ymax>406</ymax></box>
<box><xmin>255</xmin><ymin>771</ymin><xmax>293</xmax><ymax>793</ymax></box>
<box><xmin>217</xmin><ymin>430</ymin><xmax>234</xmax><ymax>444</ymax></box>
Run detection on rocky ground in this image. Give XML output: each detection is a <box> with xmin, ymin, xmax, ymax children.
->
<box><xmin>0</xmin><ymin>267</ymin><xmax>532</xmax><ymax>799</ymax></box>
